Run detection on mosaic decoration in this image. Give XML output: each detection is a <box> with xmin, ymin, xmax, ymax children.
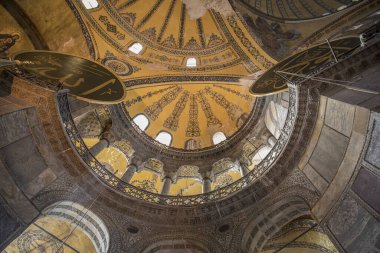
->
<box><xmin>143</xmin><ymin>158</ymin><xmax>164</xmax><ymax>174</ymax></box>
<box><xmin>250</xmin><ymin>37</ymin><xmax>361</xmax><ymax>95</ymax></box>
<box><xmin>101</xmin><ymin>51</ymin><xmax>139</xmax><ymax>76</ymax></box>
<box><xmin>213</xmin><ymin>84</ymin><xmax>252</xmax><ymax>101</ymax></box>
<box><xmin>116</xmin><ymin>0</ymin><xmax>139</xmax><ymax>11</ymax></box>
<box><xmin>227</xmin><ymin>16</ymin><xmax>274</xmax><ymax>69</ymax></box>
<box><xmin>164</xmin><ymin>91</ymin><xmax>190</xmax><ymax>131</ymax></box>
<box><xmin>204</xmin><ymin>87</ymin><xmax>243</xmax><ymax>122</ymax></box>
<box><xmin>119</xmin><ymin>12</ymin><xmax>136</xmax><ymax>26</ymax></box>
<box><xmin>16</xmin><ymin>229</ymin><xmax>64</xmax><ymax>253</ymax></box>
<box><xmin>135</xmin><ymin>0</ymin><xmax>164</xmax><ymax>30</ymax></box>
<box><xmin>141</xmin><ymin>27</ymin><xmax>157</xmax><ymax>41</ymax></box>
<box><xmin>186</xmin><ymin>95</ymin><xmax>200</xmax><ymax>137</ymax></box>
<box><xmin>124</xmin><ymin>85</ymin><xmax>176</xmax><ymax>107</ymax></box>
<box><xmin>197</xmin><ymin>91</ymin><xmax>222</xmax><ymax>127</ymax></box>
<box><xmin>178</xmin><ymin>3</ymin><xmax>186</xmax><ymax>48</ymax></box>
<box><xmin>161</xmin><ymin>34</ymin><xmax>177</xmax><ymax>48</ymax></box>
<box><xmin>157</xmin><ymin>0</ymin><xmax>177</xmax><ymax>42</ymax></box>
<box><xmin>99</xmin><ymin>15</ymin><xmax>125</xmax><ymax>40</ymax></box>
<box><xmin>112</xmin><ymin>140</ymin><xmax>134</xmax><ymax>158</ymax></box>
<box><xmin>197</xmin><ymin>18</ymin><xmax>206</xmax><ymax>48</ymax></box>
<box><xmin>144</xmin><ymin>86</ymin><xmax>183</xmax><ymax>120</ymax></box>
<box><xmin>207</xmin><ymin>33</ymin><xmax>224</xmax><ymax>48</ymax></box>
<box><xmin>184</xmin><ymin>37</ymin><xmax>202</xmax><ymax>50</ymax></box>
<box><xmin>214</xmin><ymin>174</ymin><xmax>234</xmax><ymax>189</ymax></box>
<box><xmin>13</xmin><ymin>51</ymin><xmax>126</xmax><ymax>104</ymax></box>
<box><xmin>176</xmin><ymin>165</ymin><xmax>201</xmax><ymax>179</ymax></box>
<box><xmin>212</xmin><ymin>158</ymin><xmax>236</xmax><ymax>176</ymax></box>
<box><xmin>131</xmin><ymin>176</ymin><xmax>158</xmax><ymax>193</ymax></box>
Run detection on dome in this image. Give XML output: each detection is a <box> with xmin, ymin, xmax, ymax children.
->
<box><xmin>1</xmin><ymin>0</ymin><xmax>380</xmax><ymax>252</ymax></box>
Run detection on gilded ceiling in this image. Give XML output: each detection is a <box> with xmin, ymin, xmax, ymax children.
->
<box><xmin>70</xmin><ymin>0</ymin><xmax>275</xmax><ymax>149</ymax></box>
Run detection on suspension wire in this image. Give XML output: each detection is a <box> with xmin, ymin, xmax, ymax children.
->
<box><xmin>275</xmin><ymin>70</ymin><xmax>379</xmax><ymax>95</ymax></box>
<box><xmin>325</xmin><ymin>39</ymin><xmax>338</xmax><ymax>63</ymax></box>
<box><xmin>55</xmin><ymin>189</ymin><xmax>101</xmax><ymax>252</ymax></box>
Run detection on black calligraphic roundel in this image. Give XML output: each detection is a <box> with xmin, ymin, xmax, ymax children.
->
<box><xmin>250</xmin><ymin>37</ymin><xmax>361</xmax><ymax>96</ymax></box>
<box><xmin>13</xmin><ymin>51</ymin><xmax>126</xmax><ymax>104</ymax></box>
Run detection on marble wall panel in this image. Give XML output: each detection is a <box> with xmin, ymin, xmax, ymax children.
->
<box><xmin>309</xmin><ymin>126</ymin><xmax>349</xmax><ymax>183</ymax></box>
<box><xmin>352</xmin><ymin>167</ymin><xmax>380</xmax><ymax>214</ymax></box>
<box><xmin>328</xmin><ymin>194</ymin><xmax>380</xmax><ymax>253</ymax></box>
<box><xmin>0</xmin><ymin>135</ymin><xmax>47</xmax><ymax>187</ymax></box>
<box><xmin>365</xmin><ymin>116</ymin><xmax>380</xmax><ymax>168</ymax></box>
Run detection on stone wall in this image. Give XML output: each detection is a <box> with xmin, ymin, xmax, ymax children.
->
<box><xmin>297</xmin><ymin>94</ymin><xmax>380</xmax><ymax>252</ymax></box>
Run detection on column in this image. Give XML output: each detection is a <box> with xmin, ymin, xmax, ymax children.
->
<box><xmin>121</xmin><ymin>164</ymin><xmax>137</xmax><ymax>183</ymax></box>
<box><xmin>268</xmin><ymin>136</ymin><xmax>277</xmax><ymax>147</ymax></box>
<box><xmin>160</xmin><ymin>176</ymin><xmax>172</xmax><ymax>195</ymax></box>
<box><xmin>240</xmin><ymin>162</ymin><xmax>250</xmax><ymax>176</ymax></box>
<box><xmin>89</xmin><ymin>138</ymin><xmax>109</xmax><ymax>157</ymax></box>
<box><xmin>202</xmin><ymin>177</ymin><xmax>212</xmax><ymax>193</ymax></box>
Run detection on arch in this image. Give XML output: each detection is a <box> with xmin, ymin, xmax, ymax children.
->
<box><xmin>128</xmin><ymin>42</ymin><xmax>144</xmax><ymax>54</ymax></box>
<box><xmin>134</xmin><ymin>233</ymin><xmax>224</xmax><ymax>253</ymax></box>
<box><xmin>251</xmin><ymin>145</ymin><xmax>271</xmax><ymax>167</ymax></box>
<box><xmin>4</xmin><ymin>201</ymin><xmax>110</xmax><ymax>253</ymax></box>
<box><xmin>186</xmin><ymin>57</ymin><xmax>197</xmax><ymax>67</ymax></box>
<box><xmin>155</xmin><ymin>131</ymin><xmax>172</xmax><ymax>146</ymax></box>
<box><xmin>242</xmin><ymin>196</ymin><xmax>310</xmax><ymax>253</ymax></box>
<box><xmin>212</xmin><ymin>132</ymin><xmax>226</xmax><ymax>145</ymax></box>
<box><xmin>261</xmin><ymin>216</ymin><xmax>338</xmax><ymax>252</ymax></box>
<box><xmin>133</xmin><ymin>114</ymin><xmax>149</xmax><ymax>131</ymax></box>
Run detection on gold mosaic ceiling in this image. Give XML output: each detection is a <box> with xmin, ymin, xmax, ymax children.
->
<box><xmin>73</xmin><ymin>0</ymin><xmax>276</xmax><ymax>149</ymax></box>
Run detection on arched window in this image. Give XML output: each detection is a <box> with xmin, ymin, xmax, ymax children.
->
<box><xmin>186</xmin><ymin>57</ymin><xmax>197</xmax><ymax>67</ymax></box>
<box><xmin>155</xmin><ymin>131</ymin><xmax>172</xmax><ymax>146</ymax></box>
<box><xmin>185</xmin><ymin>139</ymin><xmax>200</xmax><ymax>150</ymax></box>
<box><xmin>81</xmin><ymin>0</ymin><xmax>99</xmax><ymax>9</ymax></box>
<box><xmin>128</xmin><ymin>42</ymin><xmax>143</xmax><ymax>54</ymax></box>
<box><xmin>251</xmin><ymin>145</ymin><xmax>271</xmax><ymax>166</ymax></box>
<box><xmin>212</xmin><ymin>132</ymin><xmax>226</xmax><ymax>145</ymax></box>
<box><xmin>133</xmin><ymin>114</ymin><xmax>149</xmax><ymax>131</ymax></box>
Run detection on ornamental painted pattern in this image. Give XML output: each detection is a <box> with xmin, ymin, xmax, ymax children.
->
<box><xmin>176</xmin><ymin>165</ymin><xmax>201</xmax><ymax>179</ymax></box>
<box><xmin>226</xmin><ymin>15</ymin><xmax>274</xmax><ymax>69</ymax></box>
<box><xmin>144</xmin><ymin>86</ymin><xmax>183</xmax><ymax>120</ymax></box>
<box><xmin>186</xmin><ymin>95</ymin><xmax>200</xmax><ymax>137</ymax></box>
<box><xmin>131</xmin><ymin>178</ymin><xmax>158</xmax><ymax>193</ymax></box>
<box><xmin>157</xmin><ymin>0</ymin><xmax>177</xmax><ymax>42</ymax></box>
<box><xmin>204</xmin><ymin>87</ymin><xmax>243</xmax><ymax>122</ymax></box>
<box><xmin>143</xmin><ymin>158</ymin><xmax>164</xmax><ymax>174</ymax></box>
<box><xmin>212</xmin><ymin>158</ymin><xmax>236</xmax><ymax>176</ymax></box>
<box><xmin>98</xmin><ymin>15</ymin><xmax>125</xmax><ymax>40</ymax></box>
<box><xmin>213</xmin><ymin>84</ymin><xmax>252</xmax><ymax>101</ymax></box>
<box><xmin>164</xmin><ymin>91</ymin><xmax>190</xmax><ymax>131</ymax></box>
<box><xmin>214</xmin><ymin>174</ymin><xmax>234</xmax><ymax>189</ymax></box>
<box><xmin>112</xmin><ymin>140</ymin><xmax>134</xmax><ymax>158</ymax></box>
<box><xmin>124</xmin><ymin>85</ymin><xmax>176</xmax><ymax>107</ymax></box>
<box><xmin>196</xmin><ymin>91</ymin><xmax>222</xmax><ymax>127</ymax></box>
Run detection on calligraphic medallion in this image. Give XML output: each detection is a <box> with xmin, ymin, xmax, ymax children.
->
<box><xmin>250</xmin><ymin>37</ymin><xmax>361</xmax><ymax>96</ymax></box>
<box><xmin>13</xmin><ymin>51</ymin><xmax>126</xmax><ymax>104</ymax></box>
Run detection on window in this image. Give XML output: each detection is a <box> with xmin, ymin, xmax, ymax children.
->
<box><xmin>185</xmin><ymin>139</ymin><xmax>200</xmax><ymax>150</ymax></box>
<box><xmin>81</xmin><ymin>0</ymin><xmax>98</xmax><ymax>9</ymax></box>
<box><xmin>128</xmin><ymin>42</ymin><xmax>143</xmax><ymax>54</ymax></box>
<box><xmin>251</xmin><ymin>145</ymin><xmax>271</xmax><ymax>166</ymax></box>
<box><xmin>155</xmin><ymin>131</ymin><xmax>172</xmax><ymax>146</ymax></box>
<box><xmin>212</xmin><ymin>132</ymin><xmax>227</xmax><ymax>145</ymax></box>
<box><xmin>337</xmin><ymin>5</ymin><xmax>347</xmax><ymax>11</ymax></box>
<box><xmin>133</xmin><ymin>114</ymin><xmax>149</xmax><ymax>131</ymax></box>
<box><xmin>186</xmin><ymin>57</ymin><xmax>197</xmax><ymax>67</ymax></box>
